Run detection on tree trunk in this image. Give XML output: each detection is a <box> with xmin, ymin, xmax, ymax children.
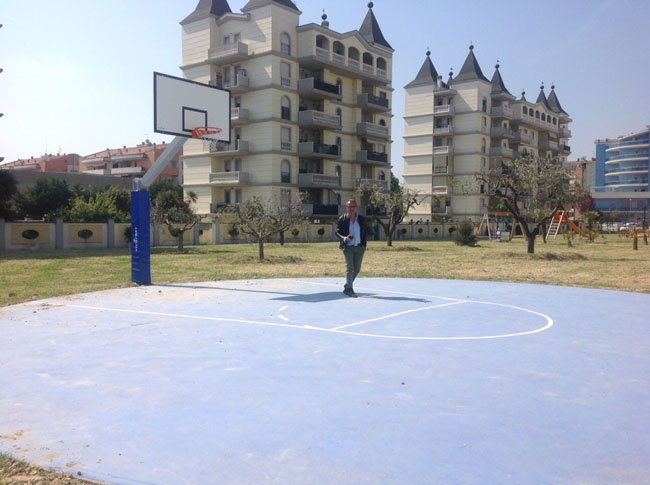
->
<box><xmin>178</xmin><ymin>231</ymin><xmax>184</xmax><ymax>253</ymax></box>
<box><xmin>633</xmin><ymin>233</ymin><xmax>638</xmax><ymax>250</ymax></box>
<box><xmin>541</xmin><ymin>221</ymin><xmax>547</xmax><ymax>243</ymax></box>
<box><xmin>527</xmin><ymin>234</ymin><xmax>536</xmax><ymax>254</ymax></box>
<box><xmin>279</xmin><ymin>230</ymin><xmax>285</xmax><ymax>246</ymax></box>
<box><xmin>259</xmin><ymin>240</ymin><xmax>265</xmax><ymax>260</ymax></box>
<box><xmin>644</xmin><ymin>232</ymin><xmax>648</xmax><ymax>245</ymax></box>
<box><xmin>387</xmin><ymin>233</ymin><xmax>393</xmax><ymax>247</ymax></box>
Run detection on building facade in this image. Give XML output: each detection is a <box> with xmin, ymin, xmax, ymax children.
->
<box><xmin>80</xmin><ymin>141</ymin><xmax>181</xmax><ymax>182</ymax></box>
<box><xmin>180</xmin><ymin>0</ymin><xmax>393</xmax><ymax>216</ymax></box>
<box><xmin>2</xmin><ymin>153</ymin><xmax>81</xmax><ymax>173</ymax></box>
<box><xmin>403</xmin><ymin>46</ymin><xmax>572</xmax><ymax>222</ymax></box>
<box><xmin>593</xmin><ymin>127</ymin><xmax>649</xmax><ymax>220</ymax></box>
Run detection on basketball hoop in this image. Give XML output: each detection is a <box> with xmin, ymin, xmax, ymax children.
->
<box><xmin>192</xmin><ymin>126</ymin><xmax>222</xmax><ymax>141</ymax></box>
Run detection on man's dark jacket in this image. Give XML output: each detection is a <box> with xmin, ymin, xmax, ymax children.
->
<box><xmin>336</xmin><ymin>213</ymin><xmax>367</xmax><ymax>250</ymax></box>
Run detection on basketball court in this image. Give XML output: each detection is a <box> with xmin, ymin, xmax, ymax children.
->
<box><xmin>1</xmin><ymin>278</ymin><xmax>648</xmax><ymax>484</ymax></box>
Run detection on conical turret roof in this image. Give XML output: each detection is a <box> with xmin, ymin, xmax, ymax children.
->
<box><xmin>242</xmin><ymin>0</ymin><xmax>300</xmax><ymax>12</ymax></box>
<box><xmin>181</xmin><ymin>0</ymin><xmax>232</xmax><ymax>24</ymax></box>
<box><xmin>359</xmin><ymin>2</ymin><xmax>392</xmax><ymax>49</ymax></box>
<box><xmin>490</xmin><ymin>63</ymin><xmax>512</xmax><ymax>96</ymax></box>
<box><xmin>451</xmin><ymin>45</ymin><xmax>489</xmax><ymax>84</ymax></box>
<box><xmin>547</xmin><ymin>85</ymin><xmax>569</xmax><ymax>116</ymax></box>
<box><xmin>405</xmin><ymin>51</ymin><xmax>444</xmax><ymax>88</ymax></box>
<box><xmin>536</xmin><ymin>85</ymin><xmax>553</xmax><ymax>111</ymax></box>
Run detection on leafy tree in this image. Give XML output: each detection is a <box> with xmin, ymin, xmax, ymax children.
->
<box><xmin>0</xmin><ymin>170</ymin><xmax>18</xmax><ymax>219</ymax></box>
<box><xmin>13</xmin><ymin>178</ymin><xmax>75</xmax><ymax>220</ymax></box>
<box><xmin>149</xmin><ymin>179</ymin><xmax>183</xmax><ymax>202</ymax></box>
<box><xmin>390</xmin><ymin>172</ymin><xmax>400</xmax><ymax>193</ymax></box>
<box><xmin>578</xmin><ymin>211</ymin><xmax>600</xmax><ymax>243</ymax></box>
<box><xmin>69</xmin><ymin>187</ymin><xmax>131</xmax><ymax>222</ymax></box>
<box><xmin>356</xmin><ymin>182</ymin><xmax>431</xmax><ymax>247</ymax></box>
<box><xmin>151</xmin><ymin>189</ymin><xmax>202</xmax><ymax>252</ymax></box>
<box><xmin>219</xmin><ymin>194</ymin><xmax>306</xmax><ymax>260</ymax></box>
<box><xmin>575</xmin><ymin>189</ymin><xmax>596</xmax><ymax>214</ymax></box>
<box><xmin>477</xmin><ymin>155</ymin><xmax>574</xmax><ymax>254</ymax></box>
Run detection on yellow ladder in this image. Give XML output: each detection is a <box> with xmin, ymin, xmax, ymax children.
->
<box><xmin>546</xmin><ymin>210</ymin><xmax>566</xmax><ymax>240</ymax></box>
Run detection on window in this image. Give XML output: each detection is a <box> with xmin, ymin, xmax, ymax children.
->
<box><xmin>235</xmin><ymin>159</ymin><xmax>242</xmax><ymax>171</ymax></box>
<box><xmin>379</xmin><ymin>171</ymin><xmax>386</xmax><ymax>180</ymax></box>
<box><xmin>233</xmin><ymin>33</ymin><xmax>241</xmax><ymax>43</ymax></box>
<box><xmin>481</xmin><ymin>138</ymin><xmax>486</xmax><ymax>154</ymax></box>
<box><xmin>225</xmin><ymin>159</ymin><xmax>231</xmax><ymax>172</ymax></box>
<box><xmin>336</xmin><ymin>78</ymin><xmax>342</xmax><ymax>97</ymax></box>
<box><xmin>535</xmin><ymin>110</ymin><xmax>540</xmax><ymax>119</ymax></box>
<box><xmin>482</xmin><ymin>157</ymin><xmax>486</xmax><ymax>169</ymax></box>
<box><xmin>482</xmin><ymin>98</ymin><xmax>487</xmax><ymax>113</ymax></box>
<box><xmin>336</xmin><ymin>137</ymin><xmax>342</xmax><ymax>156</ymax></box>
<box><xmin>281</xmin><ymin>62</ymin><xmax>291</xmax><ymax>87</ymax></box>
<box><xmin>281</xmin><ymin>126</ymin><xmax>292</xmax><ymax>152</ymax></box>
<box><xmin>223</xmin><ymin>67</ymin><xmax>231</xmax><ymax>84</ymax></box>
<box><xmin>281</xmin><ymin>189</ymin><xmax>292</xmax><ymax>206</ymax></box>
<box><xmin>234</xmin><ymin>96</ymin><xmax>242</xmax><ymax>108</ymax></box>
<box><xmin>379</xmin><ymin>119</ymin><xmax>386</xmax><ymax>126</ymax></box>
<box><xmin>223</xmin><ymin>35</ymin><xmax>231</xmax><ymax>45</ymax></box>
<box><xmin>281</xmin><ymin>96</ymin><xmax>291</xmax><ymax>120</ymax></box>
<box><xmin>235</xmin><ymin>189</ymin><xmax>242</xmax><ymax>204</ymax></box>
<box><xmin>280</xmin><ymin>32</ymin><xmax>291</xmax><ymax>55</ymax></box>
<box><xmin>281</xmin><ymin>159</ymin><xmax>291</xmax><ymax>183</ymax></box>
<box><xmin>541</xmin><ymin>113</ymin><xmax>546</xmax><ymax>122</ymax></box>
<box><xmin>480</xmin><ymin>184</ymin><xmax>485</xmax><ymax>194</ymax></box>
<box><xmin>336</xmin><ymin>108</ymin><xmax>342</xmax><ymax>125</ymax></box>
<box><xmin>523</xmin><ymin>106</ymin><xmax>528</xmax><ymax>115</ymax></box>
<box><xmin>224</xmin><ymin>189</ymin><xmax>231</xmax><ymax>204</ymax></box>
<box><xmin>335</xmin><ymin>165</ymin><xmax>342</xmax><ymax>186</ymax></box>
<box><xmin>482</xmin><ymin>116</ymin><xmax>487</xmax><ymax>132</ymax></box>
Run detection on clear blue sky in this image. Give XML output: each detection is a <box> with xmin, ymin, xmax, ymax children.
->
<box><xmin>1</xmin><ymin>0</ymin><xmax>649</xmax><ymax>180</ymax></box>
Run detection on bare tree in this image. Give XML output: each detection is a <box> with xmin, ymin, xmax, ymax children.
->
<box><xmin>355</xmin><ymin>182</ymin><xmax>431</xmax><ymax>247</ymax></box>
<box><xmin>151</xmin><ymin>190</ymin><xmax>202</xmax><ymax>253</ymax></box>
<box><xmin>219</xmin><ymin>195</ymin><xmax>306</xmax><ymax>260</ymax></box>
<box><xmin>477</xmin><ymin>155</ymin><xmax>574</xmax><ymax>254</ymax></box>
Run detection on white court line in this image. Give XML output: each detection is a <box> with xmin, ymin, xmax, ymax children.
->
<box><xmin>278</xmin><ymin>315</ymin><xmax>289</xmax><ymax>322</ymax></box>
<box><xmin>279</xmin><ymin>306</ymin><xmax>289</xmax><ymax>311</ymax></box>
<box><xmin>331</xmin><ymin>301</ymin><xmax>467</xmax><ymax>330</ymax></box>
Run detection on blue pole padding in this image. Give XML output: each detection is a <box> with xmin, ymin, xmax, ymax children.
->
<box><xmin>131</xmin><ymin>190</ymin><xmax>151</xmax><ymax>286</ymax></box>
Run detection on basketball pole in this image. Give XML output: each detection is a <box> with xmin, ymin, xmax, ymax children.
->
<box><xmin>131</xmin><ymin>135</ymin><xmax>187</xmax><ymax>286</ymax></box>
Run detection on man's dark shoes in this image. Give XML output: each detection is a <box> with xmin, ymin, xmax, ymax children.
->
<box><xmin>347</xmin><ymin>288</ymin><xmax>358</xmax><ymax>298</ymax></box>
<box><xmin>343</xmin><ymin>287</ymin><xmax>349</xmax><ymax>295</ymax></box>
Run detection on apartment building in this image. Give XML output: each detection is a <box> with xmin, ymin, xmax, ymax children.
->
<box><xmin>80</xmin><ymin>140</ymin><xmax>181</xmax><ymax>182</ymax></box>
<box><xmin>180</xmin><ymin>0</ymin><xmax>393</xmax><ymax>217</ymax></box>
<box><xmin>2</xmin><ymin>153</ymin><xmax>81</xmax><ymax>173</ymax></box>
<box><xmin>403</xmin><ymin>46</ymin><xmax>572</xmax><ymax>222</ymax></box>
<box><xmin>593</xmin><ymin>127</ymin><xmax>649</xmax><ymax>218</ymax></box>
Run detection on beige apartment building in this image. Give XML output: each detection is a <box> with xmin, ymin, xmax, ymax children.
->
<box><xmin>180</xmin><ymin>0</ymin><xmax>393</xmax><ymax>217</ymax></box>
<box><xmin>403</xmin><ymin>46</ymin><xmax>572</xmax><ymax>222</ymax></box>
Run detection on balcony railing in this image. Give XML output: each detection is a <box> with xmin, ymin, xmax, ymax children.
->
<box><xmin>434</xmin><ymin>105</ymin><xmax>455</xmax><ymax>115</ymax></box>
<box><xmin>433</xmin><ymin>165</ymin><xmax>450</xmax><ymax>174</ymax></box>
<box><xmin>298</xmin><ymin>109</ymin><xmax>341</xmax><ymax>130</ymax></box>
<box><xmin>299</xmin><ymin>47</ymin><xmax>389</xmax><ymax>83</ymax></box>
<box><xmin>356</xmin><ymin>150</ymin><xmax>388</xmax><ymax>164</ymax></box>
<box><xmin>231</xmin><ymin>107</ymin><xmax>250</xmax><ymax>124</ymax></box>
<box><xmin>558</xmin><ymin>127</ymin><xmax>572</xmax><ymax>138</ymax></box>
<box><xmin>605</xmin><ymin>166</ymin><xmax>649</xmax><ymax>175</ymax></box>
<box><xmin>431</xmin><ymin>206</ymin><xmax>451</xmax><ymax>215</ymax></box>
<box><xmin>490</xmin><ymin>127</ymin><xmax>515</xmax><ymax>138</ymax></box>
<box><xmin>513</xmin><ymin>132</ymin><xmax>533</xmax><ymax>144</ymax></box>
<box><xmin>223</xmin><ymin>74</ymin><xmax>249</xmax><ymax>93</ymax></box>
<box><xmin>356</xmin><ymin>178</ymin><xmax>389</xmax><ymax>190</ymax></box>
<box><xmin>490</xmin><ymin>106</ymin><xmax>514</xmax><ymax>118</ymax></box>
<box><xmin>357</xmin><ymin>122</ymin><xmax>389</xmax><ymax>139</ymax></box>
<box><xmin>85</xmin><ymin>168</ymin><xmax>110</xmax><ymax>176</ymax></box>
<box><xmin>562</xmin><ymin>144</ymin><xmax>571</xmax><ymax>153</ymax></box>
<box><xmin>357</xmin><ymin>93</ymin><xmax>389</xmax><ymax>112</ymax></box>
<box><xmin>539</xmin><ymin>140</ymin><xmax>559</xmax><ymax>151</ymax></box>
<box><xmin>315</xmin><ymin>46</ymin><xmax>330</xmax><ymax>59</ymax></box>
<box><xmin>432</xmin><ymin>186</ymin><xmax>450</xmax><ymax>195</ymax></box>
<box><xmin>298</xmin><ymin>142</ymin><xmax>340</xmax><ymax>159</ymax></box>
<box><xmin>348</xmin><ymin>59</ymin><xmax>360</xmax><ymax>70</ymax></box>
<box><xmin>433</xmin><ymin>126</ymin><xmax>454</xmax><ymax>136</ymax></box>
<box><xmin>298</xmin><ymin>77</ymin><xmax>341</xmax><ymax>99</ymax></box>
<box><xmin>433</xmin><ymin>146</ymin><xmax>454</xmax><ymax>155</ymax></box>
<box><xmin>489</xmin><ymin>147</ymin><xmax>514</xmax><ymax>159</ymax></box>
<box><xmin>298</xmin><ymin>172</ymin><xmax>340</xmax><ymax>188</ymax></box>
<box><xmin>209</xmin><ymin>171</ymin><xmax>250</xmax><ymax>185</ymax></box>
<box><xmin>208</xmin><ymin>42</ymin><xmax>249</xmax><ymax>64</ymax></box>
<box><xmin>111</xmin><ymin>166</ymin><xmax>145</xmax><ymax>176</ymax></box>
<box><xmin>210</xmin><ymin>140</ymin><xmax>250</xmax><ymax>154</ymax></box>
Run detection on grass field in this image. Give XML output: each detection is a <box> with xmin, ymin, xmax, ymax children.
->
<box><xmin>1</xmin><ymin>234</ymin><xmax>648</xmax><ymax>307</ymax></box>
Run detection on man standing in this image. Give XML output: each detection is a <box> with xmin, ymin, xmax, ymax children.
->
<box><xmin>336</xmin><ymin>199</ymin><xmax>367</xmax><ymax>297</ymax></box>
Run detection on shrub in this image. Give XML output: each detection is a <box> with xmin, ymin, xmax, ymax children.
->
<box><xmin>453</xmin><ymin>221</ymin><xmax>477</xmax><ymax>246</ymax></box>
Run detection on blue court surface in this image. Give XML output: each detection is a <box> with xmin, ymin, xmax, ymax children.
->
<box><xmin>1</xmin><ymin>278</ymin><xmax>648</xmax><ymax>484</ymax></box>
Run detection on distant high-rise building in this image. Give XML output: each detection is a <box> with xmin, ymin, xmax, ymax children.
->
<box><xmin>403</xmin><ymin>46</ymin><xmax>572</xmax><ymax>222</ymax></box>
<box><xmin>180</xmin><ymin>0</ymin><xmax>393</xmax><ymax>217</ymax></box>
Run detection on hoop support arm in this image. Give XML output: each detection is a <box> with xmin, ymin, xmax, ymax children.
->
<box><xmin>133</xmin><ymin>135</ymin><xmax>187</xmax><ymax>190</ymax></box>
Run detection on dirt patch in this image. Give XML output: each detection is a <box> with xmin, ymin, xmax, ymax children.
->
<box><xmin>0</xmin><ymin>453</ymin><xmax>103</xmax><ymax>484</ymax></box>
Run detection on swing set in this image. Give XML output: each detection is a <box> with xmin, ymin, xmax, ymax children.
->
<box><xmin>476</xmin><ymin>212</ymin><xmax>515</xmax><ymax>242</ymax></box>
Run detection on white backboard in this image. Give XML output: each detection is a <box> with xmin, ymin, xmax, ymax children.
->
<box><xmin>154</xmin><ymin>72</ymin><xmax>230</xmax><ymax>142</ymax></box>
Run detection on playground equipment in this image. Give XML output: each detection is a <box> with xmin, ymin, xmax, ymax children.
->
<box><xmin>477</xmin><ymin>212</ymin><xmax>514</xmax><ymax>241</ymax></box>
<box><xmin>546</xmin><ymin>210</ymin><xmax>589</xmax><ymax>240</ymax></box>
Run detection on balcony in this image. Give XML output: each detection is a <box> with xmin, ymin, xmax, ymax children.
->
<box><xmin>558</xmin><ymin>127</ymin><xmax>572</xmax><ymax>138</ymax></box>
<box><xmin>85</xmin><ymin>168</ymin><xmax>110</xmax><ymax>176</ymax></box>
<box><xmin>513</xmin><ymin>132</ymin><xmax>533</xmax><ymax>144</ymax></box>
<box><xmin>208</xmin><ymin>42</ymin><xmax>249</xmax><ymax>64</ymax></box>
<box><xmin>298</xmin><ymin>142</ymin><xmax>340</xmax><ymax>159</ymax></box>
<box><xmin>562</xmin><ymin>144</ymin><xmax>571</xmax><ymax>154</ymax></box>
<box><xmin>298</xmin><ymin>78</ymin><xmax>340</xmax><ymax>99</ymax></box>
<box><xmin>433</xmin><ymin>146</ymin><xmax>454</xmax><ymax>156</ymax></box>
<box><xmin>490</xmin><ymin>147</ymin><xmax>514</xmax><ymax>159</ymax></box>
<box><xmin>356</xmin><ymin>178</ymin><xmax>389</xmax><ymax>190</ymax></box>
<box><xmin>433</xmin><ymin>125</ymin><xmax>454</xmax><ymax>136</ymax></box>
<box><xmin>298</xmin><ymin>173</ymin><xmax>340</xmax><ymax>188</ymax></box>
<box><xmin>490</xmin><ymin>127</ymin><xmax>515</xmax><ymax>139</ymax></box>
<box><xmin>432</xmin><ymin>206</ymin><xmax>451</xmax><ymax>215</ymax></box>
<box><xmin>81</xmin><ymin>157</ymin><xmax>110</xmax><ymax>167</ymax></box>
<box><xmin>209</xmin><ymin>171</ymin><xmax>250</xmax><ymax>186</ymax></box>
<box><xmin>432</xmin><ymin>186</ymin><xmax>451</xmax><ymax>195</ymax></box>
<box><xmin>434</xmin><ymin>105</ymin><xmax>455</xmax><ymax>116</ymax></box>
<box><xmin>356</xmin><ymin>150</ymin><xmax>388</xmax><ymax>164</ymax></box>
<box><xmin>539</xmin><ymin>140</ymin><xmax>560</xmax><ymax>151</ymax></box>
<box><xmin>357</xmin><ymin>122</ymin><xmax>389</xmax><ymax>139</ymax></box>
<box><xmin>223</xmin><ymin>74</ymin><xmax>249</xmax><ymax>93</ymax></box>
<box><xmin>298</xmin><ymin>109</ymin><xmax>341</xmax><ymax>130</ymax></box>
<box><xmin>111</xmin><ymin>166</ymin><xmax>145</xmax><ymax>176</ymax></box>
<box><xmin>357</xmin><ymin>93</ymin><xmax>390</xmax><ymax>112</ymax></box>
<box><xmin>433</xmin><ymin>164</ymin><xmax>451</xmax><ymax>174</ymax></box>
<box><xmin>231</xmin><ymin>107</ymin><xmax>250</xmax><ymax>125</ymax></box>
<box><xmin>491</xmin><ymin>106</ymin><xmax>514</xmax><ymax>119</ymax></box>
<box><xmin>210</xmin><ymin>140</ymin><xmax>250</xmax><ymax>155</ymax></box>
<box><xmin>297</xmin><ymin>46</ymin><xmax>390</xmax><ymax>85</ymax></box>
